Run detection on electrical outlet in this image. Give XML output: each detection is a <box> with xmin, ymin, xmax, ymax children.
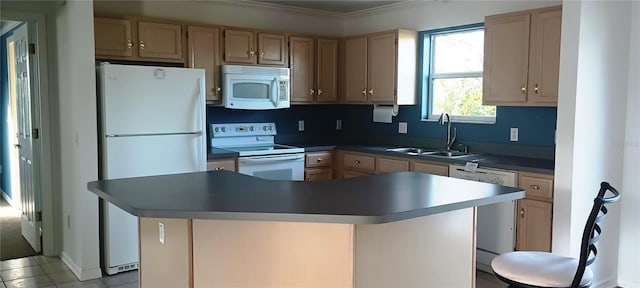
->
<box><xmin>298</xmin><ymin>120</ymin><xmax>304</xmax><ymax>132</ymax></box>
<box><xmin>159</xmin><ymin>222</ymin><xmax>165</xmax><ymax>244</ymax></box>
<box><xmin>336</xmin><ymin>120</ymin><xmax>342</xmax><ymax>130</ymax></box>
<box><xmin>399</xmin><ymin>122</ymin><xmax>408</xmax><ymax>134</ymax></box>
<box><xmin>510</xmin><ymin>128</ymin><xmax>519</xmax><ymax>142</ymax></box>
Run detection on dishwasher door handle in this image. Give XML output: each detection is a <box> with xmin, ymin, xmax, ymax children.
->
<box><xmin>239</xmin><ymin>154</ymin><xmax>304</xmax><ymax>164</ymax></box>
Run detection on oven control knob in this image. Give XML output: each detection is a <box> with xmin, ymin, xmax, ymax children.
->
<box><xmin>268</xmin><ymin>126</ymin><xmax>273</xmax><ymax>131</ymax></box>
<box><xmin>249</xmin><ymin>126</ymin><xmax>254</xmax><ymax>131</ymax></box>
<box><xmin>214</xmin><ymin>127</ymin><xmax>219</xmax><ymax>132</ymax></box>
<box><xmin>263</xmin><ymin>126</ymin><xmax>267</xmax><ymax>131</ymax></box>
<box><xmin>221</xmin><ymin>127</ymin><xmax>227</xmax><ymax>132</ymax></box>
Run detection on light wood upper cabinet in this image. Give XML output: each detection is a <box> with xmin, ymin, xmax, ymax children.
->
<box><xmin>483</xmin><ymin>6</ymin><xmax>561</xmax><ymax>106</ymax></box>
<box><xmin>290</xmin><ymin>36</ymin><xmax>338</xmax><ymax>103</ymax></box>
<box><xmin>94</xmin><ymin>18</ymin><xmax>133</xmax><ymax>57</ymax></box>
<box><xmin>223</xmin><ymin>29</ymin><xmax>287</xmax><ymax>66</ymax></box>
<box><xmin>137</xmin><ymin>21</ymin><xmax>183</xmax><ymax>60</ymax></box>
<box><xmin>187</xmin><ymin>26</ymin><xmax>221</xmax><ymax>102</ymax></box>
<box><xmin>94</xmin><ymin>17</ymin><xmax>184</xmax><ymax>63</ymax></box>
<box><xmin>342</xmin><ymin>30</ymin><xmax>416</xmax><ymax>105</ymax></box>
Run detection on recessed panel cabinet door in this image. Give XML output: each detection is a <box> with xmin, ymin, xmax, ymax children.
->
<box><xmin>137</xmin><ymin>21</ymin><xmax>183</xmax><ymax>60</ymax></box>
<box><xmin>95</xmin><ymin>17</ymin><xmax>133</xmax><ymax>57</ymax></box>
<box><xmin>224</xmin><ymin>29</ymin><xmax>255</xmax><ymax>64</ymax></box>
<box><xmin>344</xmin><ymin>37</ymin><xmax>368</xmax><ymax>103</ymax></box>
<box><xmin>528</xmin><ymin>7</ymin><xmax>562</xmax><ymax>104</ymax></box>
<box><xmin>290</xmin><ymin>36</ymin><xmax>315</xmax><ymax>102</ymax></box>
<box><xmin>483</xmin><ymin>13</ymin><xmax>530</xmax><ymax>104</ymax></box>
<box><xmin>367</xmin><ymin>32</ymin><xmax>396</xmax><ymax>104</ymax></box>
<box><xmin>317</xmin><ymin>38</ymin><xmax>338</xmax><ymax>102</ymax></box>
<box><xmin>258</xmin><ymin>33</ymin><xmax>287</xmax><ymax>65</ymax></box>
<box><xmin>516</xmin><ymin>199</ymin><xmax>552</xmax><ymax>252</ymax></box>
<box><xmin>188</xmin><ymin>26</ymin><xmax>221</xmax><ymax>102</ymax></box>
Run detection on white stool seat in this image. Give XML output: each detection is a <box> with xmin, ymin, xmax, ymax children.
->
<box><xmin>491</xmin><ymin>251</ymin><xmax>593</xmax><ymax>287</ymax></box>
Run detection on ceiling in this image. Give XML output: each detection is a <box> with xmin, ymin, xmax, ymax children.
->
<box><xmin>254</xmin><ymin>0</ymin><xmax>406</xmax><ymax>14</ymax></box>
<box><xmin>0</xmin><ymin>19</ymin><xmax>21</xmax><ymax>36</ymax></box>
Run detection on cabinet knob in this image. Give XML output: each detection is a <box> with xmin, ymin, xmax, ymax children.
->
<box><xmin>368</xmin><ymin>89</ymin><xmax>374</xmax><ymax>95</ymax></box>
<box><xmin>317</xmin><ymin>88</ymin><xmax>323</xmax><ymax>96</ymax></box>
<box><xmin>259</xmin><ymin>49</ymin><xmax>265</xmax><ymax>58</ymax></box>
<box><xmin>139</xmin><ymin>41</ymin><xmax>145</xmax><ymax>50</ymax></box>
<box><xmin>216</xmin><ymin>87</ymin><xmax>221</xmax><ymax>92</ymax></box>
<box><xmin>127</xmin><ymin>40</ymin><xmax>133</xmax><ymax>48</ymax></box>
<box><xmin>530</xmin><ymin>184</ymin><xmax>540</xmax><ymax>190</ymax></box>
<box><xmin>310</xmin><ymin>89</ymin><xmax>315</xmax><ymax>96</ymax></box>
<box><xmin>520</xmin><ymin>208</ymin><xmax>525</xmax><ymax>218</ymax></box>
<box><xmin>316</xmin><ymin>158</ymin><xmax>323</xmax><ymax>162</ymax></box>
<box><xmin>361</xmin><ymin>89</ymin><xmax>366</xmax><ymax>96</ymax></box>
<box><xmin>534</xmin><ymin>84</ymin><xmax>539</xmax><ymax>94</ymax></box>
<box><xmin>215</xmin><ymin>167</ymin><xmax>225</xmax><ymax>171</ymax></box>
<box><xmin>354</xmin><ymin>160</ymin><xmax>360</xmax><ymax>164</ymax></box>
<box><xmin>248</xmin><ymin>49</ymin><xmax>255</xmax><ymax>57</ymax></box>
<box><xmin>306</xmin><ymin>178</ymin><xmax>311</xmax><ymax>181</ymax></box>
<box><xmin>521</xmin><ymin>85</ymin><xmax>526</xmax><ymax>94</ymax></box>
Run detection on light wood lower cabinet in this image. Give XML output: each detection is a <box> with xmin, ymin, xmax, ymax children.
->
<box><xmin>207</xmin><ymin>158</ymin><xmax>237</xmax><ymax>172</ymax></box>
<box><xmin>516</xmin><ymin>172</ymin><xmax>554</xmax><ymax>251</ymax></box>
<box><xmin>139</xmin><ymin>218</ymin><xmax>192</xmax><ymax>288</ymax></box>
<box><xmin>305</xmin><ymin>151</ymin><xmax>333</xmax><ymax>181</ymax></box>
<box><xmin>305</xmin><ymin>168</ymin><xmax>333</xmax><ymax>181</ymax></box>
<box><xmin>376</xmin><ymin>157</ymin><xmax>409</xmax><ymax>174</ymax></box>
<box><xmin>411</xmin><ymin>160</ymin><xmax>449</xmax><ymax>176</ymax></box>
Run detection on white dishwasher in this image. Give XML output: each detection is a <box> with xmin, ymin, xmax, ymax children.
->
<box><xmin>449</xmin><ymin>164</ymin><xmax>518</xmax><ymax>273</ymax></box>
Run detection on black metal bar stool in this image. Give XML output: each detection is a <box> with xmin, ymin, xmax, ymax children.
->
<box><xmin>491</xmin><ymin>182</ymin><xmax>620</xmax><ymax>288</ymax></box>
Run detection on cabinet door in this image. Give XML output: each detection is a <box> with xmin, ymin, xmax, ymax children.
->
<box><xmin>344</xmin><ymin>37</ymin><xmax>368</xmax><ymax>103</ymax></box>
<box><xmin>367</xmin><ymin>32</ymin><xmax>396</xmax><ymax>104</ymax></box>
<box><xmin>290</xmin><ymin>36</ymin><xmax>315</xmax><ymax>102</ymax></box>
<box><xmin>343</xmin><ymin>170</ymin><xmax>373</xmax><ymax>179</ymax></box>
<box><xmin>258</xmin><ymin>33</ymin><xmax>287</xmax><ymax>65</ymax></box>
<box><xmin>516</xmin><ymin>199</ymin><xmax>552</xmax><ymax>252</ymax></box>
<box><xmin>224</xmin><ymin>29</ymin><xmax>255</xmax><ymax>64</ymax></box>
<box><xmin>207</xmin><ymin>158</ymin><xmax>236</xmax><ymax>172</ymax></box>
<box><xmin>412</xmin><ymin>162</ymin><xmax>448</xmax><ymax>176</ymax></box>
<box><xmin>376</xmin><ymin>157</ymin><xmax>409</xmax><ymax>174</ymax></box>
<box><xmin>528</xmin><ymin>7</ymin><xmax>562</xmax><ymax>105</ymax></box>
<box><xmin>94</xmin><ymin>17</ymin><xmax>133</xmax><ymax>57</ymax></box>
<box><xmin>137</xmin><ymin>21</ymin><xmax>183</xmax><ymax>60</ymax></box>
<box><xmin>306</xmin><ymin>151</ymin><xmax>333</xmax><ymax>168</ymax></box>
<box><xmin>188</xmin><ymin>26</ymin><xmax>221</xmax><ymax>102</ymax></box>
<box><xmin>317</xmin><ymin>39</ymin><xmax>338</xmax><ymax>102</ymax></box>
<box><xmin>483</xmin><ymin>13</ymin><xmax>530</xmax><ymax>104</ymax></box>
<box><xmin>305</xmin><ymin>168</ymin><xmax>333</xmax><ymax>181</ymax></box>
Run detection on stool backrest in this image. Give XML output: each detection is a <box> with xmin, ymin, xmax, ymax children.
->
<box><xmin>571</xmin><ymin>182</ymin><xmax>621</xmax><ymax>288</ymax></box>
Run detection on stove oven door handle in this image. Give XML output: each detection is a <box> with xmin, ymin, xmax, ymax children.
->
<box><xmin>239</xmin><ymin>154</ymin><xmax>304</xmax><ymax>164</ymax></box>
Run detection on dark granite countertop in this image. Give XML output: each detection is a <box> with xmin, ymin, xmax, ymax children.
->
<box><xmin>88</xmin><ymin>171</ymin><xmax>524</xmax><ymax>224</ymax></box>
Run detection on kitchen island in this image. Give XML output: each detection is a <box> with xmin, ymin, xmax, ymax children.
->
<box><xmin>88</xmin><ymin>171</ymin><xmax>524</xmax><ymax>288</ymax></box>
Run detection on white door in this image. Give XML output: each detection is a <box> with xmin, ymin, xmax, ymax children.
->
<box><xmin>13</xmin><ymin>24</ymin><xmax>41</xmax><ymax>252</ymax></box>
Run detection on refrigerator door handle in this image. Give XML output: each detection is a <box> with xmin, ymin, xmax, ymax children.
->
<box><xmin>106</xmin><ymin>131</ymin><xmax>202</xmax><ymax>138</ymax></box>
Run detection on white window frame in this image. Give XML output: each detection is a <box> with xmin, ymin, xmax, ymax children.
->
<box><xmin>423</xmin><ymin>25</ymin><xmax>495</xmax><ymax>124</ymax></box>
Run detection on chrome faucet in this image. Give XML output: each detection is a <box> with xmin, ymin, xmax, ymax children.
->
<box><xmin>438</xmin><ymin>112</ymin><xmax>457</xmax><ymax>151</ymax></box>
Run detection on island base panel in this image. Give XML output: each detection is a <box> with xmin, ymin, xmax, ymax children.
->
<box><xmin>139</xmin><ymin>218</ymin><xmax>192</xmax><ymax>288</ymax></box>
<box><xmin>355</xmin><ymin>207</ymin><xmax>477</xmax><ymax>287</ymax></box>
<box><xmin>192</xmin><ymin>220</ymin><xmax>354</xmax><ymax>288</ymax></box>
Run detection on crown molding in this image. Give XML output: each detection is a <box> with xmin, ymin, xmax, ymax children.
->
<box><xmin>196</xmin><ymin>0</ymin><xmax>346</xmax><ymax>19</ymax></box>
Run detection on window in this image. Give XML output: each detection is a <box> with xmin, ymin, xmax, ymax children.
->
<box><xmin>423</xmin><ymin>24</ymin><xmax>496</xmax><ymax>123</ymax></box>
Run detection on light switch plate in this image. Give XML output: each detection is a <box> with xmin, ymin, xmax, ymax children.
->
<box><xmin>298</xmin><ymin>120</ymin><xmax>304</xmax><ymax>132</ymax></box>
<box><xmin>510</xmin><ymin>128</ymin><xmax>519</xmax><ymax>142</ymax></box>
<box><xmin>399</xmin><ymin>122</ymin><xmax>408</xmax><ymax>134</ymax></box>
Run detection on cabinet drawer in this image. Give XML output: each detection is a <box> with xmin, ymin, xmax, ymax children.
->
<box><xmin>343</xmin><ymin>153</ymin><xmax>375</xmax><ymax>172</ymax></box>
<box><xmin>306</xmin><ymin>151</ymin><xmax>333</xmax><ymax>168</ymax></box>
<box><xmin>207</xmin><ymin>158</ymin><xmax>236</xmax><ymax>172</ymax></box>
<box><xmin>519</xmin><ymin>172</ymin><xmax>553</xmax><ymax>201</ymax></box>
<box><xmin>377</xmin><ymin>157</ymin><xmax>409</xmax><ymax>173</ymax></box>
<box><xmin>412</xmin><ymin>161</ymin><xmax>449</xmax><ymax>176</ymax></box>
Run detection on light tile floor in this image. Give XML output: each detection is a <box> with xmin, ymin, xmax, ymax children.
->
<box><xmin>0</xmin><ymin>256</ymin><xmax>138</xmax><ymax>288</ymax></box>
<box><xmin>1</xmin><ymin>255</ymin><xmax>506</xmax><ymax>288</ymax></box>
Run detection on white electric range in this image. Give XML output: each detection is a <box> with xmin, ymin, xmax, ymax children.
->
<box><xmin>210</xmin><ymin>122</ymin><xmax>305</xmax><ymax>181</ymax></box>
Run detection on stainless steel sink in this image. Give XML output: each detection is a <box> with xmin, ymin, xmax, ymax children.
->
<box><xmin>385</xmin><ymin>147</ymin><xmax>436</xmax><ymax>155</ymax></box>
<box><xmin>421</xmin><ymin>150</ymin><xmax>476</xmax><ymax>159</ymax></box>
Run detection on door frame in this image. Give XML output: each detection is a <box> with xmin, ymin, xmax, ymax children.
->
<box><xmin>2</xmin><ymin>9</ymin><xmax>57</xmax><ymax>256</ymax></box>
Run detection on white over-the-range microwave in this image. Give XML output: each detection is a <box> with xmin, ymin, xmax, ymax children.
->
<box><xmin>222</xmin><ymin>65</ymin><xmax>290</xmax><ymax>110</ymax></box>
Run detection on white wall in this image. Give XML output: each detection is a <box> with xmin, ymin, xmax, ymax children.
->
<box><xmin>343</xmin><ymin>1</ymin><xmax>560</xmax><ymax>35</ymax></box>
<box><xmin>618</xmin><ymin>1</ymin><xmax>640</xmax><ymax>286</ymax></box>
<box><xmin>555</xmin><ymin>1</ymin><xmax>631</xmax><ymax>287</ymax></box>
<box><xmin>53</xmin><ymin>0</ymin><xmax>100</xmax><ymax>281</ymax></box>
<box><xmin>93</xmin><ymin>0</ymin><xmax>343</xmax><ymax>36</ymax></box>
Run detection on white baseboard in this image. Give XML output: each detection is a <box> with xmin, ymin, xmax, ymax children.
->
<box><xmin>61</xmin><ymin>251</ymin><xmax>102</xmax><ymax>281</ymax></box>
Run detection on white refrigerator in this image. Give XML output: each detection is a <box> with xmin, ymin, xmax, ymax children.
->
<box><xmin>97</xmin><ymin>63</ymin><xmax>206</xmax><ymax>275</ymax></box>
